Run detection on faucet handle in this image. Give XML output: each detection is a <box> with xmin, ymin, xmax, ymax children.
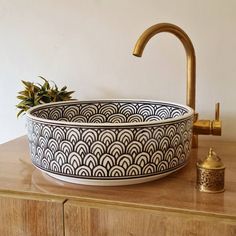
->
<box><xmin>193</xmin><ymin>102</ymin><xmax>222</xmax><ymax>136</ymax></box>
<box><xmin>215</xmin><ymin>102</ymin><xmax>220</xmax><ymax>121</ymax></box>
<box><xmin>212</xmin><ymin>102</ymin><xmax>222</xmax><ymax>136</ymax></box>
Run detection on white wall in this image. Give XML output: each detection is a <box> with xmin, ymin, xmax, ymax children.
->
<box><xmin>0</xmin><ymin>0</ymin><xmax>236</xmax><ymax>144</ymax></box>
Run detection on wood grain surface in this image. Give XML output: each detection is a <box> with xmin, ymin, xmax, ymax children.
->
<box><xmin>0</xmin><ymin>192</ymin><xmax>65</xmax><ymax>236</ymax></box>
<box><xmin>64</xmin><ymin>200</ymin><xmax>236</xmax><ymax>236</ymax></box>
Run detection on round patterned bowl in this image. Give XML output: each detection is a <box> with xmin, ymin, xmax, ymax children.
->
<box><xmin>26</xmin><ymin>100</ymin><xmax>194</xmax><ymax>186</ymax></box>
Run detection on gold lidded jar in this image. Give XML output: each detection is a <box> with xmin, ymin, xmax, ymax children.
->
<box><xmin>196</xmin><ymin>148</ymin><xmax>225</xmax><ymax>193</ymax></box>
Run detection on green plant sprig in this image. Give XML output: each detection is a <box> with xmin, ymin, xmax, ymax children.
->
<box><xmin>16</xmin><ymin>76</ymin><xmax>75</xmax><ymax>117</ymax></box>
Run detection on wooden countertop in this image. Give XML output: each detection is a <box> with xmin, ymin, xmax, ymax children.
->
<box><xmin>0</xmin><ymin>136</ymin><xmax>236</xmax><ymax>219</ymax></box>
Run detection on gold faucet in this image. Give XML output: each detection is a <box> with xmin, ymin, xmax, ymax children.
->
<box><xmin>133</xmin><ymin>23</ymin><xmax>222</xmax><ymax>147</ymax></box>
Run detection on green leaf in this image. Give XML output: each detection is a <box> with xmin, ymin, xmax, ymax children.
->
<box><xmin>21</xmin><ymin>80</ymin><xmax>32</xmax><ymax>88</ymax></box>
<box><xmin>61</xmin><ymin>86</ymin><xmax>67</xmax><ymax>91</ymax></box>
<box><xmin>39</xmin><ymin>76</ymin><xmax>50</xmax><ymax>90</ymax></box>
<box><xmin>17</xmin><ymin>109</ymin><xmax>25</xmax><ymax>118</ymax></box>
<box><xmin>18</xmin><ymin>91</ymin><xmax>29</xmax><ymax>96</ymax></box>
<box><xmin>17</xmin><ymin>95</ymin><xmax>27</xmax><ymax>100</ymax></box>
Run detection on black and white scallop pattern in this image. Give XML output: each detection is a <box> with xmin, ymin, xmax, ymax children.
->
<box><xmin>30</xmin><ymin>100</ymin><xmax>189</xmax><ymax>123</ymax></box>
<box><xmin>27</xmin><ymin>101</ymin><xmax>193</xmax><ymax>181</ymax></box>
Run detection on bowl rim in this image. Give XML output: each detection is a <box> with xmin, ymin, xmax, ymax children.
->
<box><xmin>26</xmin><ymin>99</ymin><xmax>194</xmax><ymax>127</ymax></box>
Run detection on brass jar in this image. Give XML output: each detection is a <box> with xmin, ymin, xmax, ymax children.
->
<box><xmin>196</xmin><ymin>148</ymin><xmax>225</xmax><ymax>193</ymax></box>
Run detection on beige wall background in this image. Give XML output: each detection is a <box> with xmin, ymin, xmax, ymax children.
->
<box><xmin>0</xmin><ymin>0</ymin><xmax>235</xmax><ymax>144</ymax></box>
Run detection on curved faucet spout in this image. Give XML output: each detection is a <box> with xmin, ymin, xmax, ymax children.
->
<box><xmin>133</xmin><ymin>23</ymin><xmax>196</xmax><ymax>111</ymax></box>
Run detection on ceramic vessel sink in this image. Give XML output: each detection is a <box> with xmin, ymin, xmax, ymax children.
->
<box><xmin>26</xmin><ymin>100</ymin><xmax>194</xmax><ymax>186</ymax></box>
